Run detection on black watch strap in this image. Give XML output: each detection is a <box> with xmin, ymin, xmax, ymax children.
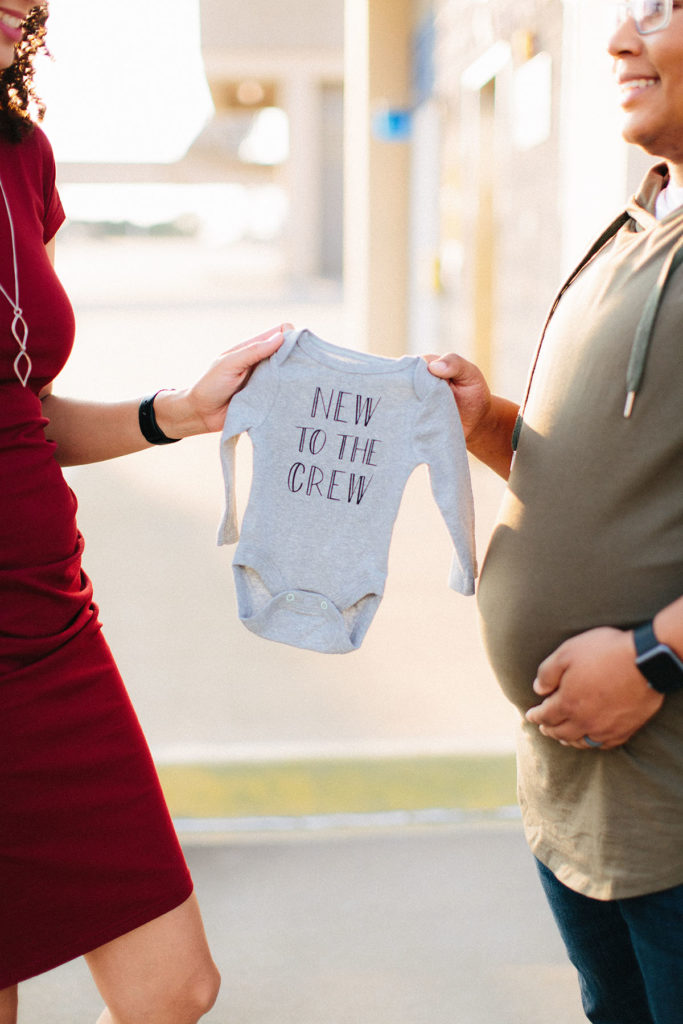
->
<box><xmin>633</xmin><ymin>620</ymin><xmax>658</xmax><ymax>657</ymax></box>
<box><xmin>634</xmin><ymin>620</ymin><xmax>683</xmax><ymax>694</ymax></box>
<box><xmin>139</xmin><ymin>391</ymin><xmax>181</xmax><ymax>445</ymax></box>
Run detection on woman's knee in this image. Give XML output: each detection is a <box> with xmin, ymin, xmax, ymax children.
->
<box><xmin>153</xmin><ymin>958</ymin><xmax>221</xmax><ymax>1023</ymax></box>
<box><xmin>86</xmin><ymin>895</ymin><xmax>220</xmax><ymax>1024</ymax></box>
<box><xmin>102</xmin><ymin>959</ymin><xmax>221</xmax><ymax>1024</ymax></box>
<box><xmin>183</xmin><ymin>959</ymin><xmax>221</xmax><ymax>1020</ymax></box>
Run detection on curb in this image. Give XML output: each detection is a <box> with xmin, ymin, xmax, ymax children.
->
<box><xmin>157</xmin><ymin>753</ymin><xmax>517</xmax><ymax>820</ymax></box>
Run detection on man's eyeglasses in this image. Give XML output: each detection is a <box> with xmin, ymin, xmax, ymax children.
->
<box><xmin>614</xmin><ymin>0</ymin><xmax>673</xmax><ymax>34</ymax></box>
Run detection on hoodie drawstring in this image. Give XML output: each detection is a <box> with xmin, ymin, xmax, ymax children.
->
<box><xmin>513</xmin><ymin>201</ymin><xmax>683</xmax><ymax>449</ymax></box>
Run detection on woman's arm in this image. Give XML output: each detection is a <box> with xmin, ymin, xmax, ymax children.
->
<box><xmin>40</xmin><ymin>326</ymin><xmax>289</xmax><ymax>467</ymax></box>
<box><xmin>427</xmin><ymin>353</ymin><xmax>519</xmax><ymax>480</ymax></box>
<box><xmin>41</xmin><ymin>237</ymin><xmax>290</xmax><ymax>466</ymax></box>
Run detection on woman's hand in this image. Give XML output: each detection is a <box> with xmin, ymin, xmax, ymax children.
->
<box><xmin>426</xmin><ymin>353</ymin><xmax>519</xmax><ymax>479</ymax></box>
<box><xmin>42</xmin><ymin>324</ymin><xmax>292</xmax><ymax>466</ymax></box>
<box><xmin>154</xmin><ymin>324</ymin><xmax>291</xmax><ymax>438</ymax></box>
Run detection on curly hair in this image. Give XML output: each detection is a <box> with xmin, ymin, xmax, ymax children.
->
<box><xmin>0</xmin><ymin>3</ymin><xmax>49</xmax><ymax>142</ymax></box>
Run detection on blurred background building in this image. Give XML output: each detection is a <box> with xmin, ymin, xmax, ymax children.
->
<box><xmin>45</xmin><ymin>0</ymin><xmax>344</xmax><ymax>286</ymax></box>
<box><xmin>48</xmin><ymin>0</ymin><xmax>653</xmax><ymax>391</ymax></box>
<box><xmin>42</xmin><ymin>0</ymin><xmax>655</xmax><ymax>816</ymax></box>
<box><xmin>344</xmin><ymin>0</ymin><xmax>652</xmax><ymax>391</ymax></box>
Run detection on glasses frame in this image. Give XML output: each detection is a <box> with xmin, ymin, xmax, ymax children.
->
<box><xmin>615</xmin><ymin>0</ymin><xmax>673</xmax><ymax>34</ymax></box>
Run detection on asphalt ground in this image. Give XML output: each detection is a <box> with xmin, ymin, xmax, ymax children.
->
<box><xmin>18</xmin><ymin>822</ymin><xmax>586</xmax><ymax>1024</ymax></box>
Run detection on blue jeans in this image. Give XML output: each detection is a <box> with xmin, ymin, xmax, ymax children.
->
<box><xmin>536</xmin><ymin>859</ymin><xmax>683</xmax><ymax>1024</ymax></box>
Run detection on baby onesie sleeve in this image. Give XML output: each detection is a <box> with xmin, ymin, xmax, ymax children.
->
<box><xmin>412</xmin><ymin>365</ymin><xmax>478</xmax><ymax>595</ymax></box>
<box><xmin>217</xmin><ymin>357</ymin><xmax>278</xmax><ymax>545</ymax></box>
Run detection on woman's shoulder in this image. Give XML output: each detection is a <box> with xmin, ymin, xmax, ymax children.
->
<box><xmin>17</xmin><ymin>123</ymin><xmax>56</xmax><ymax>166</ymax></box>
<box><xmin>0</xmin><ymin>123</ymin><xmax>58</xmax><ymax>198</ymax></box>
<box><xmin>0</xmin><ymin>122</ymin><xmax>63</xmax><ymax>238</ymax></box>
<box><xmin>0</xmin><ymin>122</ymin><xmax>56</xmax><ymax>165</ymax></box>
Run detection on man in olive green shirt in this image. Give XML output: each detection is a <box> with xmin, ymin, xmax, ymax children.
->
<box><xmin>429</xmin><ymin>4</ymin><xmax>683</xmax><ymax>1022</ymax></box>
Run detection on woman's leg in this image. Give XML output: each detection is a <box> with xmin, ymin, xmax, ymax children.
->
<box><xmin>0</xmin><ymin>986</ymin><xmax>18</xmax><ymax>1024</ymax></box>
<box><xmin>85</xmin><ymin>894</ymin><xmax>220</xmax><ymax>1024</ymax></box>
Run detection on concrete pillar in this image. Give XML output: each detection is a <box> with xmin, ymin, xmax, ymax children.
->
<box><xmin>407</xmin><ymin>97</ymin><xmax>441</xmax><ymax>355</ymax></box>
<box><xmin>344</xmin><ymin>0</ymin><xmax>412</xmax><ymax>355</ymax></box>
<box><xmin>283</xmin><ymin>71</ymin><xmax>323</xmax><ymax>282</ymax></box>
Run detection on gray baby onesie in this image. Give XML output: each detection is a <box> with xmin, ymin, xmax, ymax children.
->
<box><xmin>218</xmin><ymin>328</ymin><xmax>477</xmax><ymax>654</ymax></box>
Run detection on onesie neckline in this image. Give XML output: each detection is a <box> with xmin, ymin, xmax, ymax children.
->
<box><xmin>294</xmin><ymin>329</ymin><xmax>416</xmax><ymax>376</ymax></box>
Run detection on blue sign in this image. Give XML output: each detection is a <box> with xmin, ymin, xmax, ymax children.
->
<box><xmin>371</xmin><ymin>108</ymin><xmax>413</xmax><ymax>143</ymax></box>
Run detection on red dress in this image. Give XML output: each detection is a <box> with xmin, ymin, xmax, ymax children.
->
<box><xmin>0</xmin><ymin>128</ymin><xmax>192</xmax><ymax>988</ymax></box>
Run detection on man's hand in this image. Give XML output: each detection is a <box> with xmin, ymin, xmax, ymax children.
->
<box><xmin>525</xmin><ymin>627</ymin><xmax>664</xmax><ymax>749</ymax></box>
<box><xmin>426</xmin><ymin>352</ymin><xmax>519</xmax><ymax>479</ymax></box>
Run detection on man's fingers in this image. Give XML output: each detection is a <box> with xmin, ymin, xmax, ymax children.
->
<box><xmin>526</xmin><ymin>696</ymin><xmax>567</xmax><ymax>727</ymax></box>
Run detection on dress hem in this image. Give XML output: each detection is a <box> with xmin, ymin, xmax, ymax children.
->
<box><xmin>1</xmin><ymin>880</ymin><xmax>194</xmax><ymax>990</ymax></box>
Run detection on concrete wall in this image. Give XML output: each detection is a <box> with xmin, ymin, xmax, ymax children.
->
<box><xmin>426</xmin><ymin>0</ymin><xmax>645</xmax><ymax>395</ymax></box>
<box><xmin>434</xmin><ymin>0</ymin><xmax>565</xmax><ymax>395</ymax></box>
<box><xmin>344</xmin><ymin>0</ymin><xmax>414</xmax><ymax>353</ymax></box>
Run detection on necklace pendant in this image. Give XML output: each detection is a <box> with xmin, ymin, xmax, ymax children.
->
<box><xmin>12</xmin><ymin>307</ymin><xmax>27</xmax><ymax>346</ymax></box>
<box><xmin>11</xmin><ymin>309</ymin><xmax>30</xmax><ymax>387</ymax></box>
<box><xmin>0</xmin><ymin>179</ymin><xmax>30</xmax><ymax>386</ymax></box>
<box><xmin>13</xmin><ymin>348</ymin><xmax>32</xmax><ymax>388</ymax></box>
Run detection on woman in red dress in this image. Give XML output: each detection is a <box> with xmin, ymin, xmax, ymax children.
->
<box><xmin>0</xmin><ymin>5</ymin><xmax>287</xmax><ymax>1021</ymax></box>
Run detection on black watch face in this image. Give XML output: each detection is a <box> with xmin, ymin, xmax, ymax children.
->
<box><xmin>641</xmin><ymin>650</ymin><xmax>683</xmax><ymax>693</ymax></box>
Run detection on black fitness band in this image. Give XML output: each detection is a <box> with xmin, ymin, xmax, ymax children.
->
<box><xmin>138</xmin><ymin>391</ymin><xmax>181</xmax><ymax>445</ymax></box>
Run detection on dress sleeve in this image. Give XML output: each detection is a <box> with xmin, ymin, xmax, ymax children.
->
<box><xmin>413</xmin><ymin>369</ymin><xmax>478</xmax><ymax>595</ymax></box>
<box><xmin>36</xmin><ymin>128</ymin><xmax>65</xmax><ymax>243</ymax></box>
<box><xmin>217</xmin><ymin>357</ymin><xmax>278</xmax><ymax>546</ymax></box>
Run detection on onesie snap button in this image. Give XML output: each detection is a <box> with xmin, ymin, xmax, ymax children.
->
<box><xmin>320</xmin><ymin>601</ymin><xmax>328</xmax><ymax>610</ymax></box>
<box><xmin>286</xmin><ymin>593</ymin><xmax>295</xmax><ymax>602</ymax></box>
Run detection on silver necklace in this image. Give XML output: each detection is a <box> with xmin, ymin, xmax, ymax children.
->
<box><xmin>0</xmin><ymin>176</ymin><xmax>30</xmax><ymax>387</ymax></box>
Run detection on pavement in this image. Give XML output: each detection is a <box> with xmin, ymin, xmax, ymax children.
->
<box><xmin>18</xmin><ymin>821</ymin><xmax>586</xmax><ymax>1024</ymax></box>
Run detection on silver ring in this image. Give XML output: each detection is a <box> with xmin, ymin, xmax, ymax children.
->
<box><xmin>583</xmin><ymin>735</ymin><xmax>603</xmax><ymax>749</ymax></box>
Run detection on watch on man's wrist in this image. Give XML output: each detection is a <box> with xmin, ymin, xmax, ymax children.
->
<box><xmin>633</xmin><ymin>620</ymin><xmax>683</xmax><ymax>695</ymax></box>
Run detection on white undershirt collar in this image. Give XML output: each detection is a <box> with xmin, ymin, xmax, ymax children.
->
<box><xmin>655</xmin><ymin>180</ymin><xmax>683</xmax><ymax>220</ymax></box>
